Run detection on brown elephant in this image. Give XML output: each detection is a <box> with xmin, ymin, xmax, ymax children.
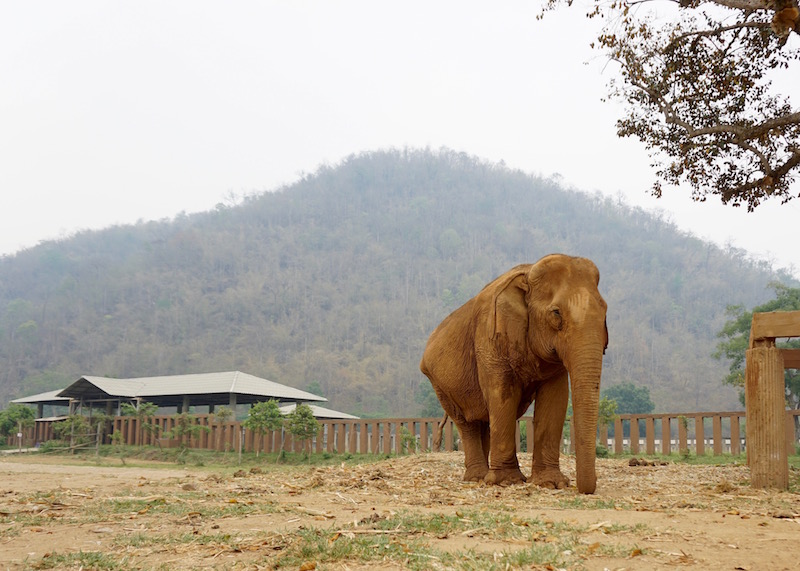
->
<box><xmin>420</xmin><ymin>254</ymin><xmax>608</xmax><ymax>494</ymax></box>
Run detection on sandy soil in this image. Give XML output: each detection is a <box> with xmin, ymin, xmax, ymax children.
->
<box><xmin>1</xmin><ymin>452</ymin><xmax>799</xmax><ymax>570</ymax></box>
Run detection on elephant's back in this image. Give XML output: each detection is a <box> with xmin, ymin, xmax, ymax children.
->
<box><xmin>420</xmin><ymin>298</ymin><xmax>480</xmax><ymax>380</ymax></box>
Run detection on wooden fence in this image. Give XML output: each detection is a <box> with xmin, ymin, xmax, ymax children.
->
<box><xmin>9</xmin><ymin>410</ymin><xmax>800</xmax><ymax>456</ymax></box>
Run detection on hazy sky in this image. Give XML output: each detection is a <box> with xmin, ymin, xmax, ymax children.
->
<box><xmin>2</xmin><ymin>1</ymin><xmax>798</xmax><ymax>278</ymax></box>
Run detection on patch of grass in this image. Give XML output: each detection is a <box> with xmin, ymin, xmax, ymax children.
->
<box><xmin>42</xmin><ymin>444</ymin><xmax>394</xmax><ymax>472</ymax></box>
<box><xmin>677</xmin><ymin>453</ymin><xmax>748</xmax><ymax>466</ymax></box>
<box><xmin>612</xmin><ymin>451</ymin><xmax>753</xmax><ymax>466</ymax></box>
<box><xmin>1</xmin><ymin>491</ymin><xmax>80</xmax><ymax>528</ymax></box>
<box><xmin>372</xmin><ymin>509</ymin><xmax>583</xmax><ymax>542</ymax></box>
<box><xmin>84</xmin><ymin>490</ymin><xmax>278</xmax><ymax>521</ymax></box>
<box><xmin>113</xmin><ymin>530</ymin><xmax>239</xmax><ymax>549</ymax></box>
<box><xmin>0</xmin><ymin>512</ymin><xmax>54</xmax><ymax>529</ymax></box>
<box><xmin>556</xmin><ymin>496</ymin><xmax>623</xmax><ymax>510</ymax></box>
<box><xmin>4</xmin><ymin>486</ymin><xmax>280</xmax><ymax>531</ymax></box>
<box><xmin>0</xmin><ymin>523</ymin><xmax>22</xmax><ymax>539</ymax></box>
<box><xmin>263</xmin><ymin>511</ymin><xmax>649</xmax><ymax>571</ymax></box>
<box><xmin>26</xmin><ymin>550</ymin><xmax>128</xmax><ymax>570</ymax></box>
<box><xmin>448</xmin><ymin>545</ymin><xmax>570</xmax><ymax>570</ymax></box>
<box><xmin>266</xmin><ymin>526</ymin><xmax>442</xmax><ymax>570</ymax></box>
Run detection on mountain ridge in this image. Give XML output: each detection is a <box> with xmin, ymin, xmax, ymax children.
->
<box><xmin>0</xmin><ymin>148</ymin><xmax>791</xmax><ymax>415</ymax></box>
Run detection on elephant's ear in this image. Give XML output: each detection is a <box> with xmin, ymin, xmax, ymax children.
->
<box><xmin>488</xmin><ymin>270</ymin><xmax>529</xmax><ymax>341</ymax></box>
<box><xmin>603</xmin><ymin>317</ymin><xmax>609</xmax><ymax>355</ymax></box>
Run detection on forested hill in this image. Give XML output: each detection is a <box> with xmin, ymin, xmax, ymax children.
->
<box><xmin>0</xmin><ymin>149</ymin><xmax>792</xmax><ymax>415</ymax></box>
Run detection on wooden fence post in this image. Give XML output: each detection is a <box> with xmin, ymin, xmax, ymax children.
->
<box><xmin>337</xmin><ymin>423</ymin><xmax>346</xmax><ymax>453</ymax></box>
<box><xmin>526</xmin><ymin>417</ymin><xmax>534</xmax><ymax>454</ymax></box>
<box><xmin>694</xmin><ymin>416</ymin><xmax>705</xmax><ymax>456</ymax></box>
<box><xmin>730</xmin><ymin>415</ymin><xmax>741</xmax><ymax>456</ymax></box>
<box><xmin>599</xmin><ymin>424</ymin><xmax>608</xmax><ymax>451</ymax></box>
<box><xmin>444</xmin><ymin>420</ymin><xmax>454</xmax><ymax>451</ymax></box>
<box><xmin>383</xmin><ymin>422</ymin><xmax>392</xmax><ymax>454</ymax></box>
<box><xmin>713</xmin><ymin>415</ymin><xmax>723</xmax><ymax>455</ymax></box>
<box><xmin>661</xmin><ymin>416</ymin><xmax>671</xmax><ymax>455</ymax></box>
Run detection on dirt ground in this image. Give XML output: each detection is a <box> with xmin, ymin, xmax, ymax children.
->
<box><xmin>1</xmin><ymin>452</ymin><xmax>799</xmax><ymax>571</ymax></box>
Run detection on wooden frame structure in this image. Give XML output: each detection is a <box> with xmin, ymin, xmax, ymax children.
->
<box><xmin>746</xmin><ymin>310</ymin><xmax>800</xmax><ymax>489</ymax></box>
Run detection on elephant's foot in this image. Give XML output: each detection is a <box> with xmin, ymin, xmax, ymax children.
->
<box><xmin>463</xmin><ymin>464</ymin><xmax>489</xmax><ymax>482</ymax></box>
<box><xmin>530</xmin><ymin>466</ymin><xmax>570</xmax><ymax>489</ymax></box>
<box><xmin>484</xmin><ymin>467</ymin><xmax>527</xmax><ymax>486</ymax></box>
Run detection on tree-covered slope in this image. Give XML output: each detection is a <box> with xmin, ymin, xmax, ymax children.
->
<box><xmin>0</xmin><ymin>149</ymin><xmax>789</xmax><ymax>415</ymax></box>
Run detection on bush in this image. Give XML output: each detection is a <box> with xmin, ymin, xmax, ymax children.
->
<box><xmin>0</xmin><ymin>404</ymin><xmax>35</xmax><ymax>438</ymax></box>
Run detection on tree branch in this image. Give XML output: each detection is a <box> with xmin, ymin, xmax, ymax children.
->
<box><xmin>705</xmin><ymin>0</ymin><xmax>768</xmax><ymax>10</ymax></box>
<box><xmin>685</xmin><ymin>111</ymin><xmax>800</xmax><ymax>140</ymax></box>
<box><xmin>722</xmin><ymin>149</ymin><xmax>800</xmax><ymax>204</ymax></box>
<box><xmin>738</xmin><ymin>139</ymin><xmax>773</xmax><ymax>175</ymax></box>
<box><xmin>669</xmin><ymin>20</ymin><xmax>770</xmax><ymax>46</ymax></box>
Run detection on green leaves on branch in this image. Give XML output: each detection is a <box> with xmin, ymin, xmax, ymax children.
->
<box><xmin>245</xmin><ymin>400</ymin><xmax>320</xmax><ymax>458</ymax></box>
<box><xmin>598</xmin><ymin>396</ymin><xmax>618</xmax><ymax>427</ymax></box>
<box><xmin>0</xmin><ymin>403</ymin><xmax>35</xmax><ymax>437</ymax></box>
<box><xmin>285</xmin><ymin>403</ymin><xmax>320</xmax><ymax>443</ymax></box>
<box><xmin>243</xmin><ymin>400</ymin><xmax>284</xmax><ymax>435</ymax></box>
<box><xmin>715</xmin><ymin>283</ymin><xmax>800</xmax><ymax>407</ymax></box>
<box><xmin>601</xmin><ymin>382</ymin><xmax>655</xmax><ymax>415</ymax></box>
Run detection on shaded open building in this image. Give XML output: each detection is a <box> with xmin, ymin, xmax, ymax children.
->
<box><xmin>12</xmin><ymin>371</ymin><xmax>327</xmax><ymax>418</ymax></box>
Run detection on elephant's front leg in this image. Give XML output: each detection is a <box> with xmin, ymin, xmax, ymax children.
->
<box><xmin>530</xmin><ymin>373</ymin><xmax>570</xmax><ymax>489</ymax></box>
<box><xmin>483</xmin><ymin>378</ymin><xmax>526</xmax><ymax>485</ymax></box>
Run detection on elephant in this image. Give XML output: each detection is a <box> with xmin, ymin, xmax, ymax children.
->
<box><xmin>419</xmin><ymin>254</ymin><xmax>608</xmax><ymax>494</ymax></box>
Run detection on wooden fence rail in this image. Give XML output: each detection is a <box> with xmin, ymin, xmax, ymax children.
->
<box><xmin>9</xmin><ymin>410</ymin><xmax>800</xmax><ymax>456</ymax></box>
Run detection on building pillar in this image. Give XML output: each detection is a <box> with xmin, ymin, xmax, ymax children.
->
<box><xmin>746</xmin><ymin>345</ymin><xmax>788</xmax><ymax>489</ymax></box>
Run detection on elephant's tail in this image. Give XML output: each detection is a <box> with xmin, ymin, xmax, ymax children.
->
<box><xmin>432</xmin><ymin>412</ymin><xmax>448</xmax><ymax>450</ymax></box>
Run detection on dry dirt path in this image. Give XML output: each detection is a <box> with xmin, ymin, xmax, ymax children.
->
<box><xmin>1</xmin><ymin>453</ymin><xmax>799</xmax><ymax>570</ymax></box>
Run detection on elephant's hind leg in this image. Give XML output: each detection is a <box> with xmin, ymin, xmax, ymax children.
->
<box><xmin>459</xmin><ymin>421</ymin><xmax>490</xmax><ymax>482</ymax></box>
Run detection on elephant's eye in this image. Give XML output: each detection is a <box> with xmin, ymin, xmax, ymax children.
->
<box><xmin>550</xmin><ymin>308</ymin><xmax>563</xmax><ymax>330</ymax></box>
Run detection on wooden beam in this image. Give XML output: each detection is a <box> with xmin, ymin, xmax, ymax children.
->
<box><xmin>749</xmin><ymin>311</ymin><xmax>800</xmax><ymax>348</ymax></box>
<box><xmin>781</xmin><ymin>348</ymin><xmax>800</xmax><ymax>369</ymax></box>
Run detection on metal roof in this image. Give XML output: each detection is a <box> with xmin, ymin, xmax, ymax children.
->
<box><xmin>32</xmin><ymin>371</ymin><xmax>328</xmax><ymax>408</ymax></box>
<box><xmin>279</xmin><ymin>403</ymin><xmax>359</xmax><ymax>420</ymax></box>
<box><xmin>11</xmin><ymin>390</ymin><xmax>71</xmax><ymax>406</ymax></box>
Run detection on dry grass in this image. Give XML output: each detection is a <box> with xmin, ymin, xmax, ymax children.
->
<box><xmin>1</xmin><ymin>452</ymin><xmax>799</xmax><ymax>570</ymax></box>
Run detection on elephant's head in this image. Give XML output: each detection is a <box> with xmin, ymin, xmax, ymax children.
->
<box><xmin>489</xmin><ymin>254</ymin><xmax>608</xmax><ymax>493</ymax></box>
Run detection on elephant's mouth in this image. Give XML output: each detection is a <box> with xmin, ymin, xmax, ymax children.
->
<box><xmin>543</xmin><ymin>347</ymin><xmax>561</xmax><ymax>364</ymax></box>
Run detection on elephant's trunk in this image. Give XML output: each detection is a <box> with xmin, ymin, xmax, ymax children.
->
<box><xmin>566</xmin><ymin>341</ymin><xmax>604</xmax><ymax>494</ymax></box>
